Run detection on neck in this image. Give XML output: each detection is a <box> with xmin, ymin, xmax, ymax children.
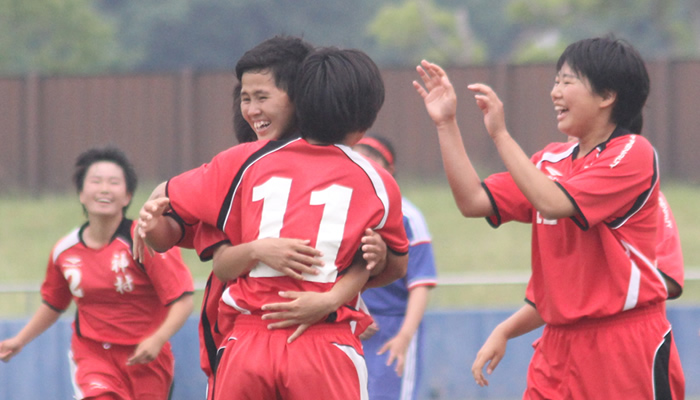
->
<box><xmin>83</xmin><ymin>214</ymin><xmax>123</xmax><ymax>248</ymax></box>
<box><xmin>574</xmin><ymin>122</ymin><xmax>617</xmax><ymax>158</ymax></box>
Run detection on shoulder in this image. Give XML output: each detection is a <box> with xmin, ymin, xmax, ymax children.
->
<box><xmin>604</xmin><ymin>134</ymin><xmax>655</xmax><ymax>163</ymax></box>
<box><xmin>51</xmin><ymin>227</ymin><xmax>82</xmax><ymax>264</ymax></box>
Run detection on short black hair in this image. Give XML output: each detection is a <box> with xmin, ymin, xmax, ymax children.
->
<box><xmin>296</xmin><ymin>47</ymin><xmax>385</xmax><ymax>144</ymax></box>
<box><xmin>73</xmin><ymin>146</ymin><xmax>138</xmax><ymax>212</ymax></box>
<box><xmin>557</xmin><ymin>36</ymin><xmax>650</xmax><ymax>134</ymax></box>
<box><xmin>234</xmin><ymin>35</ymin><xmax>313</xmax><ymax>141</ymax></box>
<box><xmin>235</xmin><ymin>35</ymin><xmax>313</xmax><ymax>107</ymax></box>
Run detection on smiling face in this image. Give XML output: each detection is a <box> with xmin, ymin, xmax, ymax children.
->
<box><xmin>79</xmin><ymin>161</ymin><xmax>132</xmax><ymax>218</ymax></box>
<box><xmin>240</xmin><ymin>70</ymin><xmax>296</xmax><ymax>141</ymax></box>
<box><xmin>551</xmin><ymin>63</ymin><xmax>613</xmax><ymax>140</ymax></box>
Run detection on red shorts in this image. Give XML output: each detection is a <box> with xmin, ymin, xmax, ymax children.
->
<box><xmin>525</xmin><ymin>302</ymin><xmax>685</xmax><ymax>399</ymax></box>
<box><xmin>212</xmin><ymin>315</ymin><xmax>368</xmax><ymax>400</ymax></box>
<box><xmin>69</xmin><ymin>334</ymin><xmax>174</xmax><ymax>399</ymax></box>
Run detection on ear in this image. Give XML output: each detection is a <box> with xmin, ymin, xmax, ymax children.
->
<box><xmin>599</xmin><ymin>90</ymin><xmax>617</xmax><ymax>109</ymax></box>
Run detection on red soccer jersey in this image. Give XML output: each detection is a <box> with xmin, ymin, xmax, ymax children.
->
<box><xmin>167</xmin><ymin>138</ymin><xmax>409</xmax><ymax>323</ymax></box>
<box><xmin>41</xmin><ymin>219</ymin><xmax>194</xmax><ymax>345</ymax></box>
<box><xmin>483</xmin><ymin>129</ymin><xmax>666</xmax><ymax>325</ymax></box>
<box><xmin>657</xmin><ymin>191</ymin><xmax>684</xmax><ymax>298</ymax></box>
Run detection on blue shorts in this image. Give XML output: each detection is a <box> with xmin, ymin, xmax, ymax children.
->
<box><xmin>362</xmin><ymin>314</ymin><xmax>423</xmax><ymax>400</ymax></box>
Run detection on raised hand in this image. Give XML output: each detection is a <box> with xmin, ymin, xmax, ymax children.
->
<box><xmin>467</xmin><ymin>83</ymin><xmax>507</xmax><ymax>140</ymax></box>
<box><xmin>413</xmin><ymin>60</ymin><xmax>458</xmax><ymax>127</ymax></box>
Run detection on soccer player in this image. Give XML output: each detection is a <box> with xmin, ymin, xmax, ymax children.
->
<box><xmin>141</xmin><ymin>46</ymin><xmax>408</xmax><ymax>398</ymax></box>
<box><xmin>470</xmin><ymin>188</ymin><xmax>685</xmax><ymax>388</ymax></box>
<box><xmin>354</xmin><ymin>135</ymin><xmax>438</xmax><ymax>400</ymax></box>
<box><xmin>414</xmin><ymin>36</ymin><xmax>685</xmax><ymax>398</ymax></box>
<box><xmin>136</xmin><ymin>35</ymin><xmax>389</xmax><ymax>399</ymax></box>
<box><xmin>0</xmin><ymin>146</ymin><xmax>194</xmax><ymax>399</ymax></box>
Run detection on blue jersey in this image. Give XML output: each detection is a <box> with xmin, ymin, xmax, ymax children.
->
<box><xmin>363</xmin><ymin>197</ymin><xmax>438</xmax><ymax>316</ymax></box>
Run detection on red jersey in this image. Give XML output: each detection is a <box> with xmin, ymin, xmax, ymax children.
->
<box><xmin>41</xmin><ymin>219</ymin><xmax>194</xmax><ymax>345</ymax></box>
<box><xmin>483</xmin><ymin>128</ymin><xmax>666</xmax><ymax>325</ymax></box>
<box><xmin>657</xmin><ymin>191</ymin><xmax>684</xmax><ymax>298</ymax></box>
<box><xmin>167</xmin><ymin>138</ymin><xmax>408</xmax><ymax>323</ymax></box>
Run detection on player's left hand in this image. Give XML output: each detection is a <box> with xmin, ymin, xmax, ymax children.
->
<box><xmin>467</xmin><ymin>83</ymin><xmax>508</xmax><ymax>141</ymax></box>
<box><xmin>361</xmin><ymin>229</ymin><xmax>386</xmax><ymax>274</ymax></box>
<box><xmin>261</xmin><ymin>291</ymin><xmax>335</xmax><ymax>343</ymax></box>
<box><xmin>0</xmin><ymin>337</ymin><xmax>23</xmax><ymax>362</ymax></box>
<box><xmin>359</xmin><ymin>321</ymin><xmax>379</xmax><ymax>341</ymax></box>
<box><xmin>377</xmin><ymin>333</ymin><xmax>412</xmax><ymax>377</ymax></box>
<box><xmin>127</xmin><ymin>335</ymin><xmax>164</xmax><ymax>365</ymax></box>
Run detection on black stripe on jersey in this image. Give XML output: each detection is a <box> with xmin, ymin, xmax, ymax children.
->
<box><xmin>216</xmin><ymin>138</ymin><xmax>299</xmax><ymax>231</ymax></box>
<box><xmin>653</xmin><ymin>329</ymin><xmax>673</xmax><ymax>400</ymax></box>
<box><xmin>607</xmin><ymin>150</ymin><xmax>659</xmax><ymax>229</ymax></box>
<box><xmin>200</xmin><ymin>274</ymin><xmax>218</xmax><ymax>375</ymax></box>
<box><xmin>115</xmin><ymin>218</ymin><xmax>146</xmax><ymax>271</ymax></box>
<box><xmin>555</xmin><ymin>181</ymin><xmax>589</xmax><ymax>231</ymax></box>
<box><xmin>74</xmin><ymin>308</ymin><xmax>82</xmax><ymax>338</ymax></box>
<box><xmin>199</xmin><ymin>240</ymin><xmax>231</xmax><ymax>262</ymax></box>
<box><xmin>481</xmin><ymin>182</ymin><xmax>502</xmax><ymax>228</ymax></box>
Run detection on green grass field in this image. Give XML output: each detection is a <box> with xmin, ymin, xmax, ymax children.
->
<box><xmin>1</xmin><ymin>179</ymin><xmax>699</xmax><ymax>316</ymax></box>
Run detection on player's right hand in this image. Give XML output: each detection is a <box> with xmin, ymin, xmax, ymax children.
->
<box><xmin>253</xmin><ymin>238</ymin><xmax>324</xmax><ymax>280</ymax></box>
<box><xmin>471</xmin><ymin>329</ymin><xmax>508</xmax><ymax>387</ymax></box>
<box><xmin>0</xmin><ymin>338</ymin><xmax>23</xmax><ymax>362</ymax></box>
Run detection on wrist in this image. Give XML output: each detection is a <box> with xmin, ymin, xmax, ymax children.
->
<box><xmin>435</xmin><ymin>117</ymin><xmax>458</xmax><ymax>132</ymax></box>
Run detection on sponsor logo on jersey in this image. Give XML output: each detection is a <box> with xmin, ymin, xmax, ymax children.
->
<box><xmin>609</xmin><ymin>135</ymin><xmax>636</xmax><ymax>168</ymax></box>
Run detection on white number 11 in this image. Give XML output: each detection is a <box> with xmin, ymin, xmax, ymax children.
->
<box><xmin>249</xmin><ymin>177</ymin><xmax>352</xmax><ymax>283</ymax></box>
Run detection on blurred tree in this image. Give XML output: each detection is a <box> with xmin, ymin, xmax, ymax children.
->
<box><xmin>506</xmin><ymin>0</ymin><xmax>700</xmax><ymax>62</ymax></box>
<box><xmin>0</xmin><ymin>0</ymin><xmax>131</xmax><ymax>76</ymax></box>
<box><xmin>104</xmin><ymin>0</ymin><xmax>382</xmax><ymax>72</ymax></box>
<box><xmin>367</xmin><ymin>0</ymin><xmax>486</xmax><ymax>66</ymax></box>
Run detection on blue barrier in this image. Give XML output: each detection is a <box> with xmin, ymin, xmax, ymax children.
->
<box><xmin>1</xmin><ymin>306</ymin><xmax>697</xmax><ymax>399</ymax></box>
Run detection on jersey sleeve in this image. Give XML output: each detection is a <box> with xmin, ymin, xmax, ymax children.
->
<box><xmin>376</xmin><ymin>170</ymin><xmax>409</xmax><ymax>255</ymax></box>
<box><xmin>557</xmin><ymin>135</ymin><xmax>658</xmax><ymax>230</ymax></box>
<box><xmin>656</xmin><ymin>192</ymin><xmax>684</xmax><ymax>295</ymax></box>
<box><xmin>482</xmin><ymin>171</ymin><xmax>533</xmax><ymax>227</ymax></box>
<box><xmin>39</xmin><ymin>252</ymin><xmax>72</xmax><ymax>312</ymax></box>
<box><xmin>194</xmin><ymin>223</ymin><xmax>230</xmax><ymax>262</ymax></box>
<box><xmin>402</xmin><ymin>199</ymin><xmax>437</xmax><ymax>289</ymax></box>
<box><xmin>141</xmin><ymin>246</ymin><xmax>195</xmax><ymax>306</ymax></box>
<box><xmin>167</xmin><ymin>145</ymin><xmax>253</xmax><ymax>228</ymax></box>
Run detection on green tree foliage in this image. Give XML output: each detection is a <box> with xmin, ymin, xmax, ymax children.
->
<box><xmin>104</xmin><ymin>0</ymin><xmax>382</xmax><ymax>72</ymax></box>
<box><xmin>367</xmin><ymin>0</ymin><xmax>486</xmax><ymax>65</ymax></box>
<box><xmin>506</xmin><ymin>0</ymin><xmax>700</xmax><ymax>62</ymax></box>
<box><xmin>0</xmin><ymin>0</ymin><xmax>131</xmax><ymax>76</ymax></box>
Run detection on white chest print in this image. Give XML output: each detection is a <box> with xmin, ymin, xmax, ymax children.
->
<box><xmin>114</xmin><ymin>274</ymin><xmax>134</xmax><ymax>294</ymax></box>
<box><xmin>111</xmin><ymin>251</ymin><xmax>130</xmax><ymax>274</ymax></box>
<box><xmin>111</xmin><ymin>250</ymin><xmax>133</xmax><ymax>294</ymax></box>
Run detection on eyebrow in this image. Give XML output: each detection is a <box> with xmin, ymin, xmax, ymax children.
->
<box><xmin>556</xmin><ymin>73</ymin><xmax>579</xmax><ymax>80</ymax></box>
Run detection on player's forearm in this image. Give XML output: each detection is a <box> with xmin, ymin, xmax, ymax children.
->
<box><xmin>149</xmin><ymin>294</ymin><xmax>194</xmax><ymax>345</ymax></box>
<box><xmin>435</xmin><ymin>119</ymin><xmax>493</xmax><ymax>217</ymax></box>
<box><xmin>491</xmin><ymin>133</ymin><xmax>574</xmax><ymax>220</ymax></box>
<box><xmin>212</xmin><ymin>243</ymin><xmax>257</xmax><ymax>281</ymax></box>
<box><xmin>396</xmin><ymin>285</ymin><xmax>431</xmax><ymax>340</ymax></box>
<box><xmin>327</xmin><ymin>262</ymin><xmax>370</xmax><ymax>310</ymax></box>
<box><xmin>143</xmin><ymin>216</ymin><xmax>183</xmax><ymax>252</ymax></box>
<box><xmin>15</xmin><ymin>303</ymin><xmax>61</xmax><ymax>346</ymax></box>
<box><xmin>495</xmin><ymin>303</ymin><xmax>545</xmax><ymax>340</ymax></box>
<box><xmin>364</xmin><ymin>251</ymin><xmax>407</xmax><ymax>288</ymax></box>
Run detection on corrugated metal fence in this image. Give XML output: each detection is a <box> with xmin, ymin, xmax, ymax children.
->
<box><xmin>2</xmin><ymin>61</ymin><xmax>700</xmax><ymax>195</ymax></box>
